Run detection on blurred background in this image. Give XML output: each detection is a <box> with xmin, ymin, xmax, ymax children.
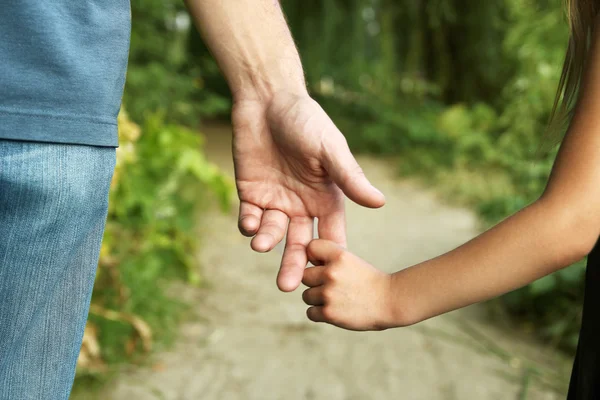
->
<box><xmin>72</xmin><ymin>0</ymin><xmax>582</xmax><ymax>399</ymax></box>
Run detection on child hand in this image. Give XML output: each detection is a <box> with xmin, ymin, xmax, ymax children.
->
<box><xmin>302</xmin><ymin>239</ymin><xmax>395</xmax><ymax>331</ymax></box>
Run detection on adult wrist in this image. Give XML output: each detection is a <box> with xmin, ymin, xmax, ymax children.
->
<box><xmin>230</xmin><ymin>67</ymin><xmax>308</xmax><ymax>105</ymax></box>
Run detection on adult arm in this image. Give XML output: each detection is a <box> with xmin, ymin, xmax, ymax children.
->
<box><xmin>184</xmin><ymin>0</ymin><xmax>386</xmax><ymax>292</ymax></box>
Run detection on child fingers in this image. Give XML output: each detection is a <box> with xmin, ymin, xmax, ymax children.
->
<box><xmin>306</xmin><ymin>306</ymin><xmax>326</xmax><ymax>323</ymax></box>
<box><xmin>307</xmin><ymin>248</ymin><xmax>324</xmax><ymax>266</ymax></box>
<box><xmin>307</xmin><ymin>239</ymin><xmax>344</xmax><ymax>264</ymax></box>
<box><xmin>302</xmin><ymin>286</ymin><xmax>325</xmax><ymax>306</ymax></box>
<box><xmin>302</xmin><ymin>265</ymin><xmax>326</xmax><ymax>287</ymax></box>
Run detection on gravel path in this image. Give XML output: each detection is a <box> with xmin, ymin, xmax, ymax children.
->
<box><xmin>101</xmin><ymin>126</ymin><xmax>572</xmax><ymax>400</ymax></box>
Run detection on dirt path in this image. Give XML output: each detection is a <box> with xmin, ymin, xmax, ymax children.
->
<box><xmin>103</xmin><ymin>125</ymin><xmax>572</xmax><ymax>400</ymax></box>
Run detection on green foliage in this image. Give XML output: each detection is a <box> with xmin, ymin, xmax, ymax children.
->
<box><xmin>502</xmin><ymin>261</ymin><xmax>585</xmax><ymax>350</ymax></box>
<box><xmin>124</xmin><ymin>0</ymin><xmax>230</xmax><ymax>125</ymax></box>
<box><xmin>78</xmin><ymin>111</ymin><xmax>232</xmax><ymax>375</ymax></box>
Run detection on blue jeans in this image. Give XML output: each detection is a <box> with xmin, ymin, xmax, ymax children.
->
<box><xmin>0</xmin><ymin>140</ymin><xmax>115</xmax><ymax>399</ymax></box>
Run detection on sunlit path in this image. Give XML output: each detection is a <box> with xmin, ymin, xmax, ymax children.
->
<box><xmin>101</xmin><ymin>124</ymin><xmax>572</xmax><ymax>400</ymax></box>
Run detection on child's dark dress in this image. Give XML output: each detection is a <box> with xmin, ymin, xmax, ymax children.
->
<box><xmin>567</xmin><ymin>240</ymin><xmax>600</xmax><ymax>399</ymax></box>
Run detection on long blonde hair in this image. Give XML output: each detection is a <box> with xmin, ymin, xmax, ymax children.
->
<box><xmin>548</xmin><ymin>0</ymin><xmax>599</xmax><ymax>139</ymax></box>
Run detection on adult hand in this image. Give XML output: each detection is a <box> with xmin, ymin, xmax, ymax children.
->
<box><xmin>232</xmin><ymin>91</ymin><xmax>385</xmax><ymax>292</ymax></box>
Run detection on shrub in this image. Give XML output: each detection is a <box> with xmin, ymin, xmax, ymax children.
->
<box><xmin>76</xmin><ymin>110</ymin><xmax>233</xmax><ymax>374</ymax></box>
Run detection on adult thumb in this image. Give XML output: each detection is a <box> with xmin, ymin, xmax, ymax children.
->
<box><xmin>322</xmin><ymin>136</ymin><xmax>386</xmax><ymax>209</ymax></box>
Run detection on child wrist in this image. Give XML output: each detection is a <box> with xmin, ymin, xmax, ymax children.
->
<box><xmin>387</xmin><ymin>271</ymin><xmax>420</xmax><ymax>327</ymax></box>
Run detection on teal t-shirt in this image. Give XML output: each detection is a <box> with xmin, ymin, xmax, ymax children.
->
<box><xmin>0</xmin><ymin>1</ymin><xmax>131</xmax><ymax>147</ymax></box>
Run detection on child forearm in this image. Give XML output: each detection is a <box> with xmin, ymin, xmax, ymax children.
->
<box><xmin>390</xmin><ymin>198</ymin><xmax>596</xmax><ymax>326</ymax></box>
<box><xmin>302</xmin><ymin>25</ymin><xmax>600</xmax><ymax>332</ymax></box>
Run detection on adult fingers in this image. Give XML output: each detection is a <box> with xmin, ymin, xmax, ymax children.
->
<box><xmin>251</xmin><ymin>209</ymin><xmax>288</xmax><ymax>252</ymax></box>
<box><xmin>277</xmin><ymin>216</ymin><xmax>314</xmax><ymax>292</ymax></box>
<box><xmin>238</xmin><ymin>201</ymin><xmax>263</xmax><ymax>237</ymax></box>
<box><xmin>317</xmin><ymin>204</ymin><xmax>346</xmax><ymax>248</ymax></box>
<box><xmin>321</xmin><ymin>131</ymin><xmax>386</xmax><ymax>209</ymax></box>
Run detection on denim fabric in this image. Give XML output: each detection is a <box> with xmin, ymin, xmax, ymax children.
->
<box><xmin>0</xmin><ymin>140</ymin><xmax>115</xmax><ymax>399</ymax></box>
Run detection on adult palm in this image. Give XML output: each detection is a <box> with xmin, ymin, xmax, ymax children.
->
<box><xmin>232</xmin><ymin>92</ymin><xmax>385</xmax><ymax>292</ymax></box>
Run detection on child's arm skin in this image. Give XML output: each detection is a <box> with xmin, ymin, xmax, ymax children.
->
<box><xmin>301</xmin><ymin>24</ymin><xmax>600</xmax><ymax>332</ymax></box>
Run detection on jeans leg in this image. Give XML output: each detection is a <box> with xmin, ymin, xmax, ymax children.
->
<box><xmin>0</xmin><ymin>140</ymin><xmax>115</xmax><ymax>400</ymax></box>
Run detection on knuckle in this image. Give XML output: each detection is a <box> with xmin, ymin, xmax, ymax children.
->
<box><xmin>324</xmin><ymin>267</ymin><xmax>338</xmax><ymax>281</ymax></box>
<box><xmin>321</xmin><ymin>288</ymin><xmax>334</xmax><ymax>303</ymax></box>
<box><xmin>321</xmin><ymin>306</ymin><xmax>335</xmax><ymax>322</ymax></box>
<box><xmin>263</xmin><ymin>219</ymin><xmax>285</xmax><ymax>233</ymax></box>
<box><xmin>286</xmin><ymin>242</ymin><xmax>305</xmax><ymax>253</ymax></box>
<box><xmin>337</xmin><ymin>250</ymin><xmax>350</xmax><ymax>263</ymax></box>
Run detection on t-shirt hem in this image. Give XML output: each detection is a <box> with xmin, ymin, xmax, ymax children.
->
<box><xmin>0</xmin><ymin>109</ymin><xmax>119</xmax><ymax>147</ymax></box>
